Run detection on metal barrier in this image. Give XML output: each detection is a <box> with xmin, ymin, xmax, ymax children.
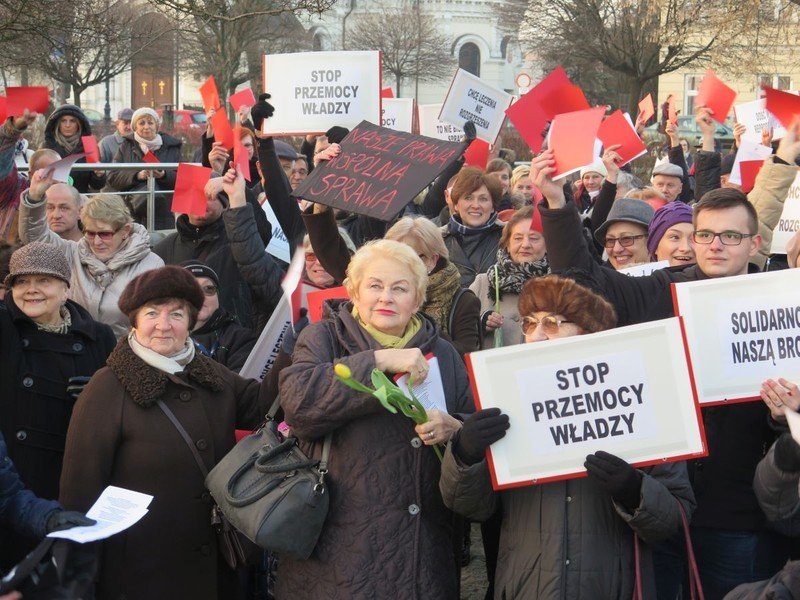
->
<box><xmin>17</xmin><ymin>162</ymin><xmax>196</xmax><ymax>232</ymax></box>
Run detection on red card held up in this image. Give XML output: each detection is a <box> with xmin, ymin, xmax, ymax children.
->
<box><xmin>668</xmin><ymin>96</ymin><xmax>678</xmax><ymax>125</ymax></box>
<box><xmin>549</xmin><ymin>107</ymin><xmax>605</xmax><ymax>180</ymax></box>
<box><xmin>199</xmin><ymin>76</ymin><xmax>221</xmax><ymax>113</ymax></box>
<box><xmin>306</xmin><ymin>286</ymin><xmax>349</xmax><ymax>322</ymax></box>
<box><xmin>638</xmin><ymin>94</ymin><xmax>655</xmax><ymax>123</ymax></box>
<box><xmin>210</xmin><ymin>109</ymin><xmax>234</xmax><ymax>149</ymax></box>
<box><xmin>6</xmin><ymin>87</ymin><xmax>49</xmax><ymax>116</ymax></box>
<box><xmin>229</xmin><ymin>88</ymin><xmax>256</xmax><ymax>113</ymax></box>
<box><xmin>764</xmin><ymin>86</ymin><xmax>800</xmax><ymax>129</ymax></box>
<box><xmin>505</xmin><ymin>66</ymin><xmax>572</xmax><ymax>154</ymax></box>
<box><xmin>538</xmin><ymin>83</ymin><xmax>590</xmax><ymax>119</ymax></box>
<box><xmin>739</xmin><ymin>159</ymin><xmax>764</xmax><ymax>194</ymax></box>
<box><xmin>463</xmin><ymin>138</ymin><xmax>490</xmax><ymax>169</ymax></box>
<box><xmin>380</xmin><ymin>87</ymin><xmax>395</xmax><ymax>99</ymax></box>
<box><xmin>172</xmin><ymin>163</ymin><xmax>212</xmax><ymax>216</ymax></box>
<box><xmin>597</xmin><ymin>110</ymin><xmax>647</xmax><ymax>167</ymax></box>
<box><xmin>0</xmin><ymin>97</ymin><xmax>6</xmax><ymax>123</ymax></box>
<box><xmin>142</xmin><ymin>150</ymin><xmax>161</xmax><ymax>164</ymax></box>
<box><xmin>81</xmin><ymin>136</ymin><xmax>100</xmax><ymax>163</ymax></box>
<box><xmin>694</xmin><ymin>70</ymin><xmax>736</xmax><ymax>123</ymax></box>
<box><xmin>233</xmin><ymin>127</ymin><xmax>251</xmax><ymax>182</ymax></box>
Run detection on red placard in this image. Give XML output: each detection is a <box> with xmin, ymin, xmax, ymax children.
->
<box><xmin>597</xmin><ymin>110</ymin><xmax>647</xmax><ymax>167</ymax></box>
<box><xmin>763</xmin><ymin>86</ymin><xmax>800</xmax><ymax>129</ymax></box>
<box><xmin>381</xmin><ymin>87</ymin><xmax>395</xmax><ymax>99</ymax></box>
<box><xmin>463</xmin><ymin>138</ymin><xmax>490</xmax><ymax>169</ymax></box>
<box><xmin>549</xmin><ymin>107</ymin><xmax>605</xmax><ymax>179</ymax></box>
<box><xmin>637</xmin><ymin>94</ymin><xmax>655</xmax><ymax>123</ymax></box>
<box><xmin>306</xmin><ymin>285</ymin><xmax>349</xmax><ymax>322</ymax></box>
<box><xmin>199</xmin><ymin>76</ymin><xmax>221</xmax><ymax>113</ymax></box>
<box><xmin>694</xmin><ymin>70</ymin><xmax>736</xmax><ymax>123</ymax></box>
<box><xmin>739</xmin><ymin>159</ymin><xmax>765</xmax><ymax>194</ymax></box>
<box><xmin>668</xmin><ymin>96</ymin><xmax>678</xmax><ymax>125</ymax></box>
<box><xmin>537</xmin><ymin>83</ymin><xmax>590</xmax><ymax>119</ymax></box>
<box><xmin>210</xmin><ymin>109</ymin><xmax>235</xmax><ymax>150</ymax></box>
<box><xmin>0</xmin><ymin>97</ymin><xmax>7</xmax><ymax>123</ymax></box>
<box><xmin>6</xmin><ymin>86</ymin><xmax>49</xmax><ymax>115</ymax></box>
<box><xmin>172</xmin><ymin>163</ymin><xmax>211</xmax><ymax>216</ymax></box>
<box><xmin>81</xmin><ymin>136</ymin><xmax>100</xmax><ymax>163</ymax></box>
<box><xmin>232</xmin><ymin>126</ymin><xmax>251</xmax><ymax>182</ymax></box>
<box><xmin>142</xmin><ymin>150</ymin><xmax>161</xmax><ymax>164</ymax></box>
<box><xmin>229</xmin><ymin>88</ymin><xmax>256</xmax><ymax>113</ymax></box>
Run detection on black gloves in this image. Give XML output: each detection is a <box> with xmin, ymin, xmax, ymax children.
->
<box><xmin>67</xmin><ymin>376</ymin><xmax>91</xmax><ymax>400</ymax></box>
<box><xmin>453</xmin><ymin>408</ymin><xmax>510</xmax><ymax>466</ymax></box>
<box><xmin>250</xmin><ymin>93</ymin><xmax>275</xmax><ymax>131</ymax></box>
<box><xmin>46</xmin><ymin>510</ymin><xmax>96</xmax><ymax>533</ymax></box>
<box><xmin>462</xmin><ymin>120</ymin><xmax>477</xmax><ymax>143</ymax></box>
<box><xmin>281</xmin><ymin>312</ymin><xmax>309</xmax><ymax>357</ymax></box>
<box><xmin>773</xmin><ymin>433</ymin><xmax>800</xmax><ymax>472</ymax></box>
<box><xmin>585</xmin><ymin>451</ymin><xmax>642</xmax><ymax>510</ymax></box>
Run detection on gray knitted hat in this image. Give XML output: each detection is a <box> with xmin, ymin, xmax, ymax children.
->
<box><xmin>4</xmin><ymin>242</ymin><xmax>71</xmax><ymax>288</ymax></box>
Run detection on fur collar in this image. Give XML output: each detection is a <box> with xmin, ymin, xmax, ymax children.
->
<box><xmin>106</xmin><ymin>338</ymin><xmax>224</xmax><ymax>407</ymax></box>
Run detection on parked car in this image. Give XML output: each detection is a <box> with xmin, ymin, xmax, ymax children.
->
<box><xmin>644</xmin><ymin>115</ymin><xmax>735</xmax><ymax>154</ymax></box>
<box><xmin>156</xmin><ymin>109</ymin><xmax>207</xmax><ymax>137</ymax></box>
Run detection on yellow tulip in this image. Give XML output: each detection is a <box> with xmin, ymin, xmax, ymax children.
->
<box><xmin>334</xmin><ymin>363</ymin><xmax>352</xmax><ymax>380</ymax></box>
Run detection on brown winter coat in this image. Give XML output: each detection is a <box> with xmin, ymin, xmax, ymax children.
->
<box><xmin>278</xmin><ymin>302</ymin><xmax>475</xmax><ymax>599</ymax></box>
<box><xmin>59</xmin><ymin>338</ymin><xmax>268</xmax><ymax>600</ymax></box>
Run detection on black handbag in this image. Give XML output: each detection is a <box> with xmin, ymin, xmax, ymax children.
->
<box><xmin>205</xmin><ymin>396</ymin><xmax>332</xmax><ymax>560</ymax></box>
<box><xmin>157</xmin><ymin>400</ymin><xmax>256</xmax><ymax>569</ymax></box>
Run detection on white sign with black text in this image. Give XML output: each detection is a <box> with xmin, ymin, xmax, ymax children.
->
<box><xmin>439</xmin><ymin>69</ymin><xmax>513</xmax><ymax>144</ymax></box>
<box><xmin>381</xmin><ymin>98</ymin><xmax>414</xmax><ymax>133</ymax></box>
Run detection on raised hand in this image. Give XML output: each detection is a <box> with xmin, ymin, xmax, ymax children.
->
<box><xmin>529</xmin><ymin>149</ymin><xmax>565</xmax><ymax>208</ymax></box>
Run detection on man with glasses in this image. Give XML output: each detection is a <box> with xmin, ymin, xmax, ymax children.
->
<box><xmin>529</xmin><ymin>117</ymin><xmax>800</xmax><ymax>599</ymax></box>
<box><xmin>593</xmin><ymin>198</ymin><xmax>654</xmax><ymax>270</ymax></box>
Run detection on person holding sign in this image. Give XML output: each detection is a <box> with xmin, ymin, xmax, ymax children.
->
<box><xmin>279</xmin><ymin>239</ymin><xmax>473</xmax><ymax>599</ymax></box>
<box><xmin>41</xmin><ymin>105</ymin><xmax>105</xmax><ymax>194</ymax></box>
<box><xmin>440</xmin><ymin>274</ymin><xmax>694</xmax><ymax>599</ymax></box>
<box><xmin>442</xmin><ymin>167</ymin><xmax>505</xmax><ymax>286</ymax></box>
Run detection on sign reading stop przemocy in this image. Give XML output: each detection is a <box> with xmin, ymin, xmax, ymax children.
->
<box><xmin>262</xmin><ymin>51</ymin><xmax>382</xmax><ymax>135</ymax></box>
<box><xmin>292</xmin><ymin>120</ymin><xmax>467</xmax><ymax>221</ymax></box>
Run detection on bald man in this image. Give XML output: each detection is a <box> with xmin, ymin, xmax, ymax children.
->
<box><xmin>45</xmin><ymin>183</ymin><xmax>83</xmax><ymax>241</ymax></box>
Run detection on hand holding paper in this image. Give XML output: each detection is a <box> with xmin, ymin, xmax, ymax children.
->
<box><xmin>761</xmin><ymin>377</ymin><xmax>800</xmax><ymax>422</ymax></box>
<box><xmin>529</xmin><ymin>149</ymin><xmax>566</xmax><ymax>207</ymax></box>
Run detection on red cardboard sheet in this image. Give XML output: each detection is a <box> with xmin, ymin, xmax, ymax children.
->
<box><xmin>549</xmin><ymin>107</ymin><xmax>605</xmax><ymax>179</ymax></box>
<box><xmin>597</xmin><ymin>110</ymin><xmax>647</xmax><ymax>167</ymax></box>
<box><xmin>210</xmin><ymin>109</ymin><xmax>235</xmax><ymax>150</ymax></box>
<box><xmin>81</xmin><ymin>136</ymin><xmax>100</xmax><ymax>163</ymax></box>
<box><xmin>694</xmin><ymin>70</ymin><xmax>736</xmax><ymax>123</ymax></box>
<box><xmin>229</xmin><ymin>88</ymin><xmax>256</xmax><ymax>113</ymax></box>
<box><xmin>233</xmin><ymin>127</ymin><xmax>251</xmax><ymax>182</ymax></box>
<box><xmin>307</xmin><ymin>286</ymin><xmax>349</xmax><ymax>322</ymax></box>
<box><xmin>199</xmin><ymin>76</ymin><xmax>221</xmax><ymax>113</ymax></box>
<box><xmin>537</xmin><ymin>83</ymin><xmax>590</xmax><ymax>119</ymax></box>
<box><xmin>463</xmin><ymin>139</ymin><xmax>490</xmax><ymax>169</ymax></box>
<box><xmin>142</xmin><ymin>150</ymin><xmax>161</xmax><ymax>164</ymax></box>
<box><xmin>764</xmin><ymin>86</ymin><xmax>800</xmax><ymax>129</ymax></box>
<box><xmin>638</xmin><ymin>94</ymin><xmax>655</xmax><ymax>123</ymax></box>
<box><xmin>6</xmin><ymin>87</ymin><xmax>49</xmax><ymax>115</ymax></box>
<box><xmin>739</xmin><ymin>159</ymin><xmax>764</xmax><ymax>194</ymax></box>
<box><xmin>381</xmin><ymin>87</ymin><xmax>395</xmax><ymax>99</ymax></box>
<box><xmin>668</xmin><ymin>96</ymin><xmax>678</xmax><ymax>125</ymax></box>
<box><xmin>172</xmin><ymin>163</ymin><xmax>212</xmax><ymax>216</ymax></box>
<box><xmin>0</xmin><ymin>97</ymin><xmax>7</xmax><ymax>123</ymax></box>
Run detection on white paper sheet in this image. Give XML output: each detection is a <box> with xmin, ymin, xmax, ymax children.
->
<box><xmin>47</xmin><ymin>153</ymin><xmax>86</xmax><ymax>183</ymax></box>
<box><xmin>395</xmin><ymin>356</ymin><xmax>448</xmax><ymax>413</ymax></box>
<box><xmin>47</xmin><ymin>486</ymin><xmax>153</xmax><ymax>544</ymax></box>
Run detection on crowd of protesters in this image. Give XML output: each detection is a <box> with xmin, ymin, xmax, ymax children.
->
<box><xmin>0</xmin><ymin>83</ymin><xmax>799</xmax><ymax>600</ymax></box>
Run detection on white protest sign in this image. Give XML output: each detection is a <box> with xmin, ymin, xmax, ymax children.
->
<box><xmin>439</xmin><ymin>69</ymin><xmax>513</xmax><ymax>144</ymax></box>
<box><xmin>771</xmin><ymin>172</ymin><xmax>800</xmax><ymax>255</ymax></box>
<box><xmin>381</xmin><ymin>98</ymin><xmax>414</xmax><ymax>133</ymax></box>
<box><xmin>262</xmin><ymin>51</ymin><xmax>381</xmax><ymax>135</ymax></box>
<box><xmin>466</xmin><ymin>318</ymin><xmax>705</xmax><ymax>489</ymax></box>
<box><xmin>673</xmin><ymin>269</ymin><xmax>800</xmax><ymax>405</ymax></box>
<box><xmin>728</xmin><ymin>140</ymin><xmax>773</xmax><ymax>186</ymax></box>
<box><xmin>238</xmin><ymin>295</ymin><xmax>292</xmax><ymax>380</ymax></box>
<box><xmin>418</xmin><ymin>104</ymin><xmax>464</xmax><ymax>142</ymax></box>
<box><xmin>734</xmin><ymin>99</ymin><xmax>787</xmax><ymax>143</ymax></box>
<box><xmin>618</xmin><ymin>260</ymin><xmax>670</xmax><ymax>277</ymax></box>
<box><xmin>261</xmin><ymin>201</ymin><xmax>291</xmax><ymax>263</ymax></box>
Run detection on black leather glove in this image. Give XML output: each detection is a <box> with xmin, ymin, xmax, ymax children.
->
<box><xmin>773</xmin><ymin>433</ymin><xmax>800</xmax><ymax>472</ymax></box>
<box><xmin>585</xmin><ymin>451</ymin><xmax>642</xmax><ymax>510</ymax></box>
<box><xmin>281</xmin><ymin>312</ymin><xmax>309</xmax><ymax>356</ymax></box>
<box><xmin>453</xmin><ymin>408</ymin><xmax>510</xmax><ymax>466</ymax></box>
<box><xmin>462</xmin><ymin>120</ymin><xmax>477</xmax><ymax>143</ymax></box>
<box><xmin>250</xmin><ymin>93</ymin><xmax>275</xmax><ymax>131</ymax></box>
<box><xmin>46</xmin><ymin>510</ymin><xmax>96</xmax><ymax>533</ymax></box>
<box><xmin>66</xmin><ymin>376</ymin><xmax>91</xmax><ymax>400</ymax></box>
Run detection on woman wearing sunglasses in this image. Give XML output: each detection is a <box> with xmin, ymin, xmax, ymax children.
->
<box><xmin>440</xmin><ymin>274</ymin><xmax>695</xmax><ymax>599</ymax></box>
<box><xmin>19</xmin><ymin>186</ymin><xmax>164</xmax><ymax>339</ymax></box>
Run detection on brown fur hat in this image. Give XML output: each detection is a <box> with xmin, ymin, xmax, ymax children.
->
<box><xmin>517</xmin><ymin>274</ymin><xmax>617</xmax><ymax>334</ymax></box>
<box><xmin>118</xmin><ymin>265</ymin><xmax>204</xmax><ymax>316</ymax></box>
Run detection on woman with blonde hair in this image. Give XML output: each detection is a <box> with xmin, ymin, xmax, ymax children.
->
<box><xmin>19</xmin><ymin>174</ymin><xmax>164</xmax><ymax>338</ymax></box>
<box><xmin>509</xmin><ymin>165</ymin><xmax>543</xmax><ymax>208</ymax></box>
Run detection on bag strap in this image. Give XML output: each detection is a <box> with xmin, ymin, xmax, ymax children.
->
<box><xmin>157</xmin><ymin>400</ymin><xmax>209</xmax><ymax>479</ymax></box>
<box><xmin>677</xmin><ymin>497</ymin><xmax>705</xmax><ymax>600</ymax></box>
<box><xmin>264</xmin><ymin>394</ymin><xmax>332</xmax><ymax>471</ymax></box>
<box><xmin>632</xmin><ymin>532</ymin><xmax>643</xmax><ymax>600</ymax></box>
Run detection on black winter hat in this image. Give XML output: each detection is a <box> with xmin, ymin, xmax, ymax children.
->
<box><xmin>180</xmin><ymin>260</ymin><xmax>220</xmax><ymax>287</ymax></box>
<box><xmin>325</xmin><ymin>126</ymin><xmax>349</xmax><ymax>145</ymax></box>
<box><xmin>118</xmin><ymin>265</ymin><xmax>204</xmax><ymax>315</ymax></box>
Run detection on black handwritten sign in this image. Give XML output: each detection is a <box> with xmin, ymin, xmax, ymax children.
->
<box><xmin>292</xmin><ymin>120</ymin><xmax>467</xmax><ymax>220</ymax></box>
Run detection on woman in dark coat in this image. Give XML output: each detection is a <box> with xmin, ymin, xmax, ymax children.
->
<box><xmin>0</xmin><ymin>242</ymin><xmax>115</xmax><ymax>569</ymax></box>
<box><xmin>107</xmin><ymin>107</ymin><xmax>183</xmax><ymax>230</ymax></box>
<box><xmin>278</xmin><ymin>239</ymin><xmax>474</xmax><ymax>599</ymax></box>
<box><xmin>59</xmin><ymin>265</ymin><xmax>269</xmax><ymax>599</ymax></box>
<box><xmin>41</xmin><ymin>104</ymin><xmax>105</xmax><ymax>193</ymax></box>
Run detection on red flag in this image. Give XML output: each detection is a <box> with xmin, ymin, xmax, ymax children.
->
<box><xmin>463</xmin><ymin>139</ymin><xmax>490</xmax><ymax>169</ymax></box>
<box><xmin>81</xmin><ymin>136</ymin><xmax>100</xmax><ymax>163</ymax></box>
<box><xmin>172</xmin><ymin>163</ymin><xmax>212</xmax><ymax>216</ymax></box>
<box><xmin>229</xmin><ymin>88</ymin><xmax>256</xmax><ymax>113</ymax></box>
<box><xmin>6</xmin><ymin>86</ymin><xmax>49</xmax><ymax>115</ymax></box>
<box><xmin>233</xmin><ymin>127</ymin><xmax>251</xmax><ymax>182</ymax></box>
<box><xmin>694</xmin><ymin>70</ymin><xmax>736</xmax><ymax>123</ymax></box>
<box><xmin>210</xmin><ymin>109</ymin><xmax>234</xmax><ymax>149</ymax></box>
<box><xmin>597</xmin><ymin>110</ymin><xmax>647</xmax><ymax>167</ymax></box>
<box><xmin>763</xmin><ymin>86</ymin><xmax>800</xmax><ymax>129</ymax></box>
<box><xmin>199</xmin><ymin>76</ymin><xmax>221</xmax><ymax>113</ymax></box>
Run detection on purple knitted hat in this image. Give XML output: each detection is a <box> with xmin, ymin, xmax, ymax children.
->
<box><xmin>647</xmin><ymin>201</ymin><xmax>694</xmax><ymax>256</ymax></box>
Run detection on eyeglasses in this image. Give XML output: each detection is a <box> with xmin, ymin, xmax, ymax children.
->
<box><xmin>604</xmin><ymin>234</ymin><xmax>646</xmax><ymax>249</ymax></box>
<box><xmin>83</xmin><ymin>228</ymin><xmax>119</xmax><ymax>241</ymax></box>
<box><xmin>200</xmin><ymin>284</ymin><xmax>218</xmax><ymax>297</ymax></box>
<box><xmin>522</xmin><ymin>314</ymin><xmax>573</xmax><ymax>335</ymax></box>
<box><xmin>692</xmin><ymin>230</ymin><xmax>755</xmax><ymax>246</ymax></box>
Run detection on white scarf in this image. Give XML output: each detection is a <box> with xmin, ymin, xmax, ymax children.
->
<box><xmin>134</xmin><ymin>132</ymin><xmax>163</xmax><ymax>155</ymax></box>
<box><xmin>128</xmin><ymin>330</ymin><xmax>195</xmax><ymax>375</ymax></box>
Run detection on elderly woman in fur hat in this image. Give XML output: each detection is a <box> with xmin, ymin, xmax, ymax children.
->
<box><xmin>440</xmin><ymin>274</ymin><xmax>695</xmax><ymax>600</ymax></box>
<box><xmin>107</xmin><ymin>107</ymin><xmax>183</xmax><ymax>229</ymax></box>
<box><xmin>59</xmin><ymin>265</ymin><xmax>269</xmax><ymax>599</ymax></box>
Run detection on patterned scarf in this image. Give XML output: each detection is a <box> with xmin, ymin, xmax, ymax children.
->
<box><xmin>422</xmin><ymin>260</ymin><xmax>461</xmax><ymax>336</ymax></box>
<box><xmin>54</xmin><ymin>129</ymin><xmax>82</xmax><ymax>154</ymax></box>
<box><xmin>35</xmin><ymin>305</ymin><xmax>71</xmax><ymax>334</ymax></box>
<box><xmin>487</xmin><ymin>247</ymin><xmax>550</xmax><ymax>300</ymax></box>
<box><xmin>448</xmin><ymin>211</ymin><xmax>499</xmax><ymax>237</ymax></box>
<box><xmin>77</xmin><ymin>223</ymin><xmax>153</xmax><ymax>289</ymax></box>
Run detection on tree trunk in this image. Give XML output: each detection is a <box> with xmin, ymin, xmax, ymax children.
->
<box><xmin>625</xmin><ymin>76</ymin><xmax>646</xmax><ymax>117</ymax></box>
<box><xmin>72</xmin><ymin>84</ymin><xmax>82</xmax><ymax>107</ymax></box>
<box><xmin>395</xmin><ymin>72</ymin><xmax>402</xmax><ymax>97</ymax></box>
